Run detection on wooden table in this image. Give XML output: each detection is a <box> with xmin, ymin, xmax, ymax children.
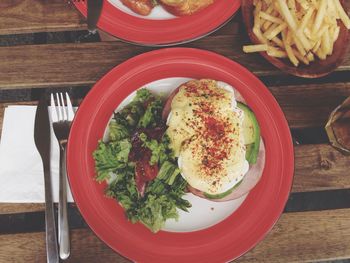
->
<box><xmin>0</xmin><ymin>1</ymin><xmax>350</xmax><ymax>262</ymax></box>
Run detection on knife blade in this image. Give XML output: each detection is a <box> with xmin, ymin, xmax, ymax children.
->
<box><xmin>87</xmin><ymin>0</ymin><xmax>104</xmax><ymax>33</ymax></box>
<box><xmin>34</xmin><ymin>95</ymin><xmax>59</xmax><ymax>263</ymax></box>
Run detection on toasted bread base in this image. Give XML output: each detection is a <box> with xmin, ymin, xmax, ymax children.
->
<box><xmin>159</xmin><ymin>0</ymin><xmax>215</xmax><ymax>16</ymax></box>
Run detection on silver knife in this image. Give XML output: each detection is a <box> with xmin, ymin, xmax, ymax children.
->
<box><xmin>87</xmin><ymin>0</ymin><xmax>104</xmax><ymax>34</ymax></box>
<box><xmin>34</xmin><ymin>95</ymin><xmax>59</xmax><ymax>263</ymax></box>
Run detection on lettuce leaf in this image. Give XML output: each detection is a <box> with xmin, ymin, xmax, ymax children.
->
<box><xmin>138</xmin><ymin>194</ymin><xmax>178</xmax><ymax>232</ymax></box>
<box><xmin>94</xmin><ymin>88</ymin><xmax>191</xmax><ymax>233</ymax></box>
<box><xmin>139</xmin><ymin>133</ymin><xmax>175</xmax><ymax>166</ymax></box>
<box><xmin>108</xmin><ymin>120</ymin><xmax>129</xmax><ymax>141</ymax></box>
<box><xmin>138</xmin><ymin>98</ymin><xmax>163</xmax><ymax>128</ymax></box>
<box><xmin>93</xmin><ymin>139</ymin><xmax>132</xmax><ymax>182</ymax></box>
<box><xmin>134</xmin><ymin>88</ymin><xmax>152</xmax><ymax>103</ymax></box>
<box><xmin>107</xmin><ymin>167</ymin><xmax>190</xmax><ymax>233</ymax></box>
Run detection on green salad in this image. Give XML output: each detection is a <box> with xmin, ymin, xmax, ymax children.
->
<box><xmin>93</xmin><ymin>89</ymin><xmax>191</xmax><ymax>232</ymax></box>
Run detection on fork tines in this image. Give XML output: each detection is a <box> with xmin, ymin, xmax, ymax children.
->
<box><xmin>50</xmin><ymin>92</ymin><xmax>74</xmax><ymax>122</ymax></box>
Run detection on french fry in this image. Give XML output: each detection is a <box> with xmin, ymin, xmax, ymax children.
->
<box><xmin>277</xmin><ymin>0</ymin><xmax>298</xmax><ymax>31</ymax></box>
<box><xmin>282</xmin><ymin>30</ymin><xmax>299</xmax><ymax>66</ymax></box>
<box><xmin>312</xmin><ymin>40</ymin><xmax>322</xmax><ymax>53</ymax></box>
<box><xmin>264</xmin><ymin>23</ymin><xmax>287</xmax><ymax>40</ymax></box>
<box><xmin>316</xmin><ymin>24</ymin><xmax>330</xmax><ymax>39</ymax></box>
<box><xmin>296</xmin><ymin>0</ymin><xmax>309</xmax><ymax>10</ymax></box>
<box><xmin>304</xmin><ymin>27</ymin><xmax>312</xmax><ymax>40</ymax></box>
<box><xmin>296</xmin><ymin>31</ymin><xmax>312</xmax><ymax>51</ymax></box>
<box><xmin>243</xmin><ymin>44</ymin><xmax>268</xmax><ymax>53</ymax></box>
<box><xmin>271</xmin><ymin>36</ymin><xmax>284</xmax><ymax>48</ymax></box>
<box><xmin>335</xmin><ymin>0</ymin><xmax>350</xmax><ymax>29</ymax></box>
<box><xmin>260</xmin><ymin>12</ymin><xmax>284</xmax><ymax>24</ymax></box>
<box><xmin>293</xmin><ymin>35</ymin><xmax>307</xmax><ymax>56</ymax></box>
<box><xmin>254</xmin><ymin>0</ymin><xmax>262</xmax><ymax>29</ymax></box>
<box><xmin>310</xmin><ymin>0</ymin><xmax>317</xmax><ymax>9</ymax></box>
<box><xmin>288</xmin><ymin>0</ymin><xmax>296</xmax><ymax>10</ymax></box>
<box><xmin>285</xmin><ymin>29</ymin><xmax>293</xmax><ymax>45</ymax></box>
<box><xmin>263</xmin><ymin>5</ymin><xmax>275</xmax><ymax>15</ymax></box>
<box><xmin>243</xmin><ymin>0</ymin><xmax>350</xmax><ymax>67</ymax></box>
<box><xmin>316</xmin><ymin>49</ymin><xmax>327</xmax><ymax>60</ymax></box>
<box><xmin>328</xmin><ymin>28</ymin><xmax>335</xmax><ymax>55</ymax></box>
<box><xmin>333</xmin><ymin>26</ymin><xmax>340</xmax><ymax>42</ymax></box>
<box><xmin>299</xmin><ymin>7</ymin><xmax>315</xmax><ymax>32</ymax></box>
<box><xmin>253</xmin><ymin>27</ymin><xmax>268</xmax><ymax>44</ymax></box>
<box><xmin>307</xmin><ymin>52</ymin><xmax>315</xmax><ymax>62</ymax></box>
<box><xmin>267</xmin><ymin>46</ymin><xmax>288</xmax><ymax>58</ymax></box>
<box><xmin>293</xmin><ymin>48</ymin><xmax>310</xmax><ymax>65</ymax></box>
<box><xmin>262</xmin><ymin>10</ymin><xmax>279</xmax><ymax>31</ymax></box>
<box><xmin>313</xmin><ymin>0</ymin><xmax>327</xmax><ymax>34</ymax></box>
<box><xmin>285</xmin><ymin>44</ymin><xmax>299</xmax><ymax>66</ymax></box>
<box><xmin>321</xmin><ymin>29</ymin><xmax>331</xmax><ymax>55</ymax></box>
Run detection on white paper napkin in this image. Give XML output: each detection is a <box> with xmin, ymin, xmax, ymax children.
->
<box><xmin>0</xmin><ymin>105</ymin><xmax>74</xmax><ymax>203</ymax></box>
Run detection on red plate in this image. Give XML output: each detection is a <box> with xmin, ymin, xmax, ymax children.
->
<box><xmin>73</xmin><ymin>0</ymin><xmax>240</xmax><ymax>46</ymax></box>
<box><xmin>67</xmin><ymin>48</ymin><xmax>294</xmax><ymax>262</ymax></box>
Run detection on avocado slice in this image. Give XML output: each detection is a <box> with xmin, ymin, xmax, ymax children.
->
<box><xmin>203</xmin><ymin>180</ymin><xmax>243</xmax><ymax>200</ymax></box>
<box><xmin>237</xmin><ymin>102</ymin><xmax>260</xmax><ymax>164</ymax></box>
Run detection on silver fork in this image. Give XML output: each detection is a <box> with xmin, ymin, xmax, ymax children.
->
<box><xmin>51</xmin><ymin>92</ymin><xmax>74</xmax><ymax>260</ymax></box>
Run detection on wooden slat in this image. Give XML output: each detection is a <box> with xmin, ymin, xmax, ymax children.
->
<box><xmin>237</xmin><ymin>209</ymin><xmax>350</xmax><ymax>262</ymax></box>
<box><xmin>1</xmin><ymin>84</ymin><xmax>350</xmax><ymax>132</ymax></box>
<box><xmin>0</xmin><ymin>209</ymin><xmax>349</xmax><ymax>262</ymax></box>
<box><xmin>0</xmin><ymin>203</ymin><xmax>44</xmax><ymax>214</ymax></box>
<box><xmin>293</xmin><ymin>144</ymin><xmax>350</xmax><ymax>193</ymax></box>
<box><xmin>270</xmin><ymin>82</ymin><xmax>350</xmax><ymax>129</ymax></box>
<box><xmin>0</xmin><ymin>228</ymin><xmax>129</xmax><ymax>263</ymax></box>
<box><xmin>0</xmin><ymin>38</ymin><xmax>349</xmax><ymax>90</ymax></box>
<box><xmin>0</xmin><ymin>0</ymin><xmax>86</xmax><ymax>35</ymax></box>
<box><xmin>0</xmin><ymin>141</ymin><xmax>349</xmax><ymax>214</ymax></box>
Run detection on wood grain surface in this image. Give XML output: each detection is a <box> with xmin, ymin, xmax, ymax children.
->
<box><xmin>270</xmin><ymin>82</ymin><xmax>350</xmax><ymax>129</ymax></box>
<box><xmin>0</xmin><ymin>39</ymin><xmax>350</xmax><ymax>90</ymax></box>
<box><xmin>237</xmin><ymin>208</ymin><xmax>350</xmax><ymax>262</ymax></box>
<box><xmin>293</xmin><ymin>144</ymin><xmax>350</xmax><ymax>192</ymax></box>
<box><xmin>1</xmin><ymin>84</ymin><xmax>350</xmax><ymax>132</ymax></box>
<box><xmin>0</xmin><ymin>0</ymin><xmax>86</xmax><ymax>35</ymax></box>
<box><xmin>0</xmin><ymin>203</ymin><xmax>44</xmax><ymax>214</ymax></box>
<box><xmin>0</xmin><ymin>141</ymin><xmax>349</xmax><ymax>214</ymax></box>
<box><xmin>0</xmin><ymin>209</ymin><xmax>349</xmax><ymax>262</ymax></box>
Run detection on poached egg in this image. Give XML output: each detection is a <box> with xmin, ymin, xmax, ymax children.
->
<box><xmin>166</xmin><ymin>79</ymin><xmax>249</xmax><ymax>195</ymax></box>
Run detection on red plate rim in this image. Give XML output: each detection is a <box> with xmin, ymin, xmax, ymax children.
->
<box><xmin>67</xmin><ymin>47</ymin><xmax>294</xmax><ymax>263</ymax></box>
<box><xmin>73</xmin><ymin>0</ymin><xmax>241</xmax><ymax>46</ymax></box>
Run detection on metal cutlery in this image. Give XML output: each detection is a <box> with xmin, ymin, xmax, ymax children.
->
<box><xmin>87</xmin><ymin>0</ymin><xmax>104</xmax><ymax>34</ymax></box>
<box><xmin>77</xmin><ymin>0</ymin><xmax>103</xmax><ymax>42</ymax></box>
<box><xmin>34</xmin><ymin>95</ymin><xmax>59</xmax><ymax>263</ymax></box>
<box><xmin>51</xmin><ymin>92</ymin><xmax>75</xmax><ymax>260</ymax></box>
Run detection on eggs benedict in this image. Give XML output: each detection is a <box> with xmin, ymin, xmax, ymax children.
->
<box><xmin>163</xmin><ymin>79</ymin><xmax>265</xmax><ymax>201</ymax></box>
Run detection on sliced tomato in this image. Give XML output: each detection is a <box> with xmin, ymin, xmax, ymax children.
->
<box><xmin>135</xmin><ymin>157</ymin><xmax>159</xmax><ymax>196</ymax></box>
